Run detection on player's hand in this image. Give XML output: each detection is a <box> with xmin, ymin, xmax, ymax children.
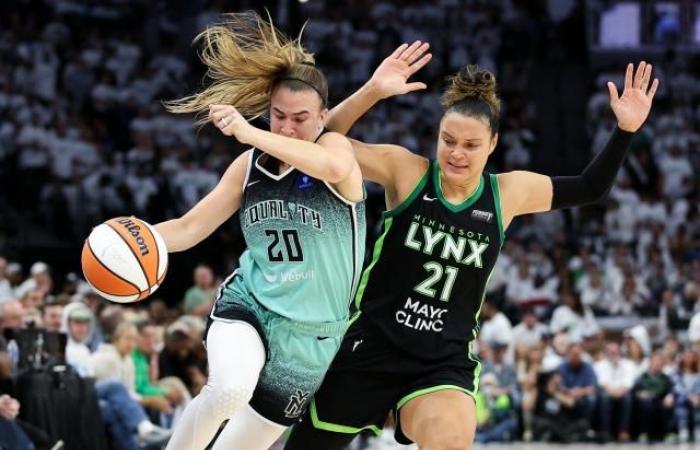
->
<box><xmin>608</xmin><ymin>62</ymin><xmax>659</xmax><ymax>132</ymax></box>
<box><xmin>209</xmin><ymin>104</ymin><xmax>253</xmax><ymax>141</ymax></box>
<box><xmin>368</xmin><ymin>41</ymin><xmax>432</xmax><ymax>99</ymax></box>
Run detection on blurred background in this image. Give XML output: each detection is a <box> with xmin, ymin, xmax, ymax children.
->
<box><xmin>0</xmin><ymin>0</ymin><xmax>698</xmax><ymax>449</ymax></box>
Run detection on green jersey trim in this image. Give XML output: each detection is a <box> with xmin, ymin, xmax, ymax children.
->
<box><xmin>467</xmin><ymin>266</ymin><xmax>496</xmax><ymax>393</ymax></box>
<box><xmin>384</xmin><ymin>163</ymin><xmax>431</xmax><ymax>218</ymax></box>
<box><xmin>433</xmin><ymin>162</ymin><xmax>484</xmax><ymax>212</ymax></box>
<box><xmin>309</xmin><ymin>398</ymin><xmax>382</xmax><ymax>436</ymax></box>
<box><xmin>489</xmin><ymin>174</ymin><xmax>506</xmax><ymax>243</ymax></box>
<box><xmin>354</xmin><ymin>216</ymin><xmax>394</xmax><ymax>311</ymax></box>
<box><xmin>396</xmin><ymin>384</ymin><xmax>476</xmax><ymax>410</ymax></box>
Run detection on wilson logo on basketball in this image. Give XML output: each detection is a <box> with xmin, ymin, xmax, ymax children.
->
<box><xmin>116</xmin><ymin>218</ymin><xmax>150</xmax><ymax>256</ymax></box>
<box><xmin>81</xmin><ymin>216</ymin><xmax>168</xmax><ymax>303</ymax></box>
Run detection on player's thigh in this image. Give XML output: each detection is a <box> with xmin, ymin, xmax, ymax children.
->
<box><xmin>399</xmin><ymin>389</ymin><xmax>476</xmax><ymax>450</ymax></box>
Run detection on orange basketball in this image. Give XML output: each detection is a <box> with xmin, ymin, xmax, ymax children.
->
<box><xmin>81</xmin><ymin>217</ymin><xmax>168</xmax><ymax>303</ymax></box>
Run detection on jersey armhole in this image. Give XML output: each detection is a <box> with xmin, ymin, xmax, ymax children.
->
<box><xmin>241</xmin><ymin>148</ymin><xmax>255</xmax><ymax>192</ymax></box>
<box><xmin>384</xmin><ymin>161</ymin><xmax>431</xmax><ymax>218</ymax></box>
<box><xmin>490</xmin><ymin>174</ymin><xmax>506</xmax><ymax>244</ymax></box>
<box><xmin>322</xmin><ymin>181</ymin><xmax>367</xmax><ymax>206</ymax></box>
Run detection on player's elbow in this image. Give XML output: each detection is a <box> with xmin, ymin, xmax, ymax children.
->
<box><xmin>325</xmin><ymin>157</ymin><xmax>354</xmax><ymax>183</ymax></box>
<box><xmin>157</xmin><ymin>217</ymin><xmax>200</xmax><ymax>253</ymax></box>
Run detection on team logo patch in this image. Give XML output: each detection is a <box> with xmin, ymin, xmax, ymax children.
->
<box><xmin>297</xmin><ymin>175</ymin><xmax>315</xmax><ymax>191</ymax></box>
<box><xmin>471</xmin><ymin>209</ymin><xmax>493</xmax><ymax>223</ymax></box>
<box><xmin>284</xmin><ymin>389</ymin><xmax>310</xmax><ymax>418</ymax></box>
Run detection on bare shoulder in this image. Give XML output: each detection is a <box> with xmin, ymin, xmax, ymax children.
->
<box><xmin>494</xmin><ymin>170</ymin><xmax>553</xmax><ymax>222</ymax></box>
<box><xmin>384</xmin><ymin>147</ymin><xmax>429</xmax><ymax>208</ymax></box>
<box><xmin>317</xmin><ymin>131</ymin><xmax>351</xmax><ymax>147</ymax></box>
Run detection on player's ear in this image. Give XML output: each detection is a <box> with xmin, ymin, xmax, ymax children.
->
<box><xmin>319</xmin><ymin>107</ymin><xmax>329</xmax><ymax>129</ymax></box>
<box><xmin>488</xmin><ymin>132</ymin><xmax>498</xmax><ymax>155</ymax></box>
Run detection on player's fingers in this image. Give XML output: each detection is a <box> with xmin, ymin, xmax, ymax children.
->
<box><xmin>633</xmin><ymin>61</ymin><xmax>646</xmax><ymax>89</ymax></box>
<box><xmin>406</xmin><ymin>42</ymin><xmax>430</xmax><ymax>65</ymax></box>
<box><xmin>405</xmin><ymin>82</ymin><xmax>427</xmax><ymax>93</ymax></box>
<box><xmin>647</xmin><ymin>78</ymin><xmax>659</xmax><ymax>100</ymax></box>
<box><xmin>409</xmin><ymin>53</ymin><xmax>432</xmax><ymax>75</ymax></box>
<box><xmin>624</xmin><ymin>63</ymin><xmax>633</xmax><ymax>90</ymax></box>
<box><xmin>390</xmin><ymin>43</ymin><xmax>409</xmax><ymax>59</ymax></box>
<box><xmin>400</xmin><ymin>40</ymin><xmax>423</xmax><ymax>61</ymax></box>
<box><xmin>607</xmin><ymin>82</ymin><xmax>619</xmax><ymax>103</ymax></box>
<box><xmin>641</xmin><ymin>64</ymin><xmax>652</xmax><ymax>93</ymax></box>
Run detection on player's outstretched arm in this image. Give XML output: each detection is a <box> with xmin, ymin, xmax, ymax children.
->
<box><xmin>497</xmin><ymin>62</ymin><xmax>659</xmax><ymax>224</ymax></box>
<box><xmin>155</xmin><ymin>150</ymin><xmax>250</xmax><ymax>252</ymax></box>
<box><xmin>326</xmin><ymin>41</ymin><xmax>431</xmax><ymax>135</ymax></box>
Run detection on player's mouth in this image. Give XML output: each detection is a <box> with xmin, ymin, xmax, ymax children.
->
<box><xmin>448</xmin><ymin>161</ymin><xmax>469</xmax><ymax>170</ymax></box>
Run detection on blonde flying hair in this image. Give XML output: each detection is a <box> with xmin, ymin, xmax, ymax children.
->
<box><xmin>166</xmin><ymin>11</ymin><xmax>328</xmax><ymax>124</ymax></box>
<box><xmin>441</xmin><ymin>65</ymin><xmax>501</xmax><ymax>134</ymax></box>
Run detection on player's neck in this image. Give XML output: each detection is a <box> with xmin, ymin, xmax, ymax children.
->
<box><xmin>440</xmin><ymin>175</ymin><xmax>480</xmax><ymax>204</ymax></box>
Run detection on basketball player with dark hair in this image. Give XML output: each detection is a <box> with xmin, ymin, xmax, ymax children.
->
<box><xmin>285</xmin><ymin>42</ymin><xmax>658</xmax><ymax>450</ymax></box>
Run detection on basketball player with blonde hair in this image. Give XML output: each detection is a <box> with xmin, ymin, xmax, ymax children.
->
<box><xmin>285</xmin><ymin>42</ymin><xmax>658</xmax><ymax>450</ymax></box>
<box><xmin>154</xmin><ymin>12</ymin><xmax>366</xmax><ymax>449</ymax></box>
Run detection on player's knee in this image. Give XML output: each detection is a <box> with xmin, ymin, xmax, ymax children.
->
<box><xmin>209</xmin><ymin>382</ymin><xmax>255</xmax><ymax>418</ymax></box>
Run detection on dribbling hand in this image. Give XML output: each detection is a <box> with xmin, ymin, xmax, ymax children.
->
<box><xmin>209</xmin><ymin>104</ymin><xmax>252</xmax><ymax>141</ymax></box>
<box><xmin>608</xmin><ymin>62</ymin><xmax>659</xmax><ymax>132</ymax></box>
<box><xmin>368</xmin><ymin>41</ymin><xmax>432</xmax><ymax>99</ymax></box>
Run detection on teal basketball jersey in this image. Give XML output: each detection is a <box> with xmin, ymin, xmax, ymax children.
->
<box><xmin>236</xmin><ymin>148</ymin><xmax>366</xmax><ymax>323</ymax></box>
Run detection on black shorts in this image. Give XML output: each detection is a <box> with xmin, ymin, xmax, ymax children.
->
<box><xmin>300</xmin><ymin>316</ymin><xmax>479</xmax><ymax>445</ymax></box>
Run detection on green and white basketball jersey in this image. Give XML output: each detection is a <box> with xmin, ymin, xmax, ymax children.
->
<box><xmin>236</xmin><ymin>148</ymin><xmax>366</xmax><ymax>323</ymax></box>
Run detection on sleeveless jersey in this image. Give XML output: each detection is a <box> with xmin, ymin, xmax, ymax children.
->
<box><xmin>354</xmin><ymin>161</ymin><xmax>504</xmax><ymax>361</ymax></box>
<box><xmin>236</xmin><ymin>148</ymin><xmax>366</xmax><ymax>324</ymax></box>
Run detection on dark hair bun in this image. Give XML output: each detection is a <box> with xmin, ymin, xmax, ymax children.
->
<box><xmin>441</xmin><ymin>65</ymin><xmax>500</xmax><ymax>114</ymax></box>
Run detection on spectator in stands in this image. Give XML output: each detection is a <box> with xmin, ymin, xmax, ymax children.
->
<box><xmin>1</xmin><ymin>301</ymin><xmax>25</xmax><ymax>331</ymax></box>
<box><xmin>672</xmin><ymin>349</ymin><xmax>700</xmax><ymax>442</ymax></box>
<box><xmin>41</xmin><ymin>301</ymin><xmax>63</xmax><ymax>333</ymax></box>
<box><xmin>533</xmin><ymin>364</ymin><xmax>584</xmax><ymax>442</ymax></box>
<box><xmin>518</xmin><ymin>345</ymin><xmax>544</xmax><ymax>441</ymax></box>
<box><xmin>0</xmin><ymin>257</ymin><xmax>12</xmax><ymax>301</ymax></box>
<box><xmin>61</xmin><ymin>303</ymin><xmax>94</xmax><ymax>377</ymax></box>
<box><xmin>577</xmin><ymin>265</ymin><xmax>612</xmax><ymax>315</ymax></box>
<box><xmin>92</xmin><ymin>321</ymin><xmax>173</xmax><ymax>414</ymax></box>
<box><xmin>132</xmin><ymin>320</ymin><xmax>189</xmax><ymax>425</ymax></box>
<box><xmin>483</xmin><ymin>340</ymin><xmax>520</xmax><ymax>403</ymax></box>
<box><xmin>624</xmin><ymin>325</ymin><xmax>651</xmax><ymax>378</ymax></box>
<box><xmin>19</xmin><ymin>290</ymin><xmax>44</xmax><ymax>311</ymax></box>
<box><xmin>479</xmin><ymin>301</ymin><xmax>514</xmax><ymax>362</ymax></box>
<box><xmin>475</xmin><ymin>372</ymin><xmax>518</xmax><ymax>443</ymax></box>
<box><xmin>594</xmin><ymin>341</ymin><xmax>636</xmax><ymax>442</ymax></box>
<box><xmin>632</xmin><ymin>350</ymin><xmax>675</xmax><ymax>442</ymax></box>
<box><xmin>182</xmin><ymin>264</ymin><xmax>216</xmax><ymax>318</ymax></box>
<box><xmin>14</xmin><ymin>262</ymin><xmax>52</xmax><ymax>299</ymax></box>
<box><xmin>559</xmin><ymin>343</ymin><xmax>598</xmax><ymax>434</ymax></box>
<box><xmin>550</xmin><ymin>289</ymin><xmax>599</xmax><ymax>343</ymax></box>
<box><xmin>0</xmin><ymin>393</ymin><xmax>34</xmax><ymax>450</ymax></box>
<box><xmin>512</xmin><ymin>309</ymin><xmax>547</xmax><ymax>355</ymax></box>
<box><xmin>159</xmin><ymin>321</ymin><xmax>206</xmax><ymax>395</ymax></box>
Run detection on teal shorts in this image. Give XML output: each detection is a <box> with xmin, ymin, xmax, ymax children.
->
<box><xmin>209</xmin><ymin>271</ymin><xmax>347</xmax><ymax>425</ymax></box>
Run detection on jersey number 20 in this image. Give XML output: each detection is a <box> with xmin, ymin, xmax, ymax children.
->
<box><xmin>266</xmin><ymin>229</ymin><xmax>304</xmax><ymax>262</ymax></box>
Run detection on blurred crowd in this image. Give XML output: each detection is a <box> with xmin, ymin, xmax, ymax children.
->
<box><xmin>0</xmin><ymin>0</ymin><xmax>699</xmax><ymax>448</ymax></box>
